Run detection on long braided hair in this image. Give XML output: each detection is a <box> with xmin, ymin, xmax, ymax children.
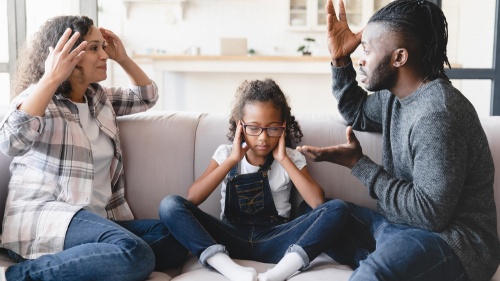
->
<box><xmin>227</xmin><ymin>79</ymin><xmax>303</xmax><ymax>148</ymax></box>
<box><xmin>369</xmin><ymin>0</ymin><xmax>451</xmax><ymax>81</ymax></box>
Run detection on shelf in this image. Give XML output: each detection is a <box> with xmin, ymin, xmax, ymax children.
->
<box><xmin>122</xmin><ymin>0</ymin><xmax>186</xmax><ymax>20</ymax></box>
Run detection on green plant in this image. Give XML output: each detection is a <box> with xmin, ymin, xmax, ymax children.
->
<box><xmin>297</xmin><ymin>37</ymin><xmax>316</xmax><ymax>55</ymax></box>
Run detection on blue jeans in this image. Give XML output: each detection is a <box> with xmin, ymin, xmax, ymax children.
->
<box><xmin>6</xmin><ymin>210</ymin><xmax>188</xmax><ymax>281</ymax></box>
<box><xmin>159</xmin><ymin>195</ymin><xmax>349</xmax><ymax>269</ymax></box>
<box><xmin>298</xmin><ymin>201</ymin><xmax>470</xmax><ymax>281</ymax></box>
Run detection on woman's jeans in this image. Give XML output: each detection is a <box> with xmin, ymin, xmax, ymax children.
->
<box><xmin>5</xmin><ymin>210</ymin><xmax>188</xmax><ymax>281</ymax></box>
<box><xmin>159</xmin><ymin>195</ymin><xmax>350</xmax><ymax>270</ymax></box>
<box><xmin>298</xmin><ymin>201</ymin><xmax>470</xmax><ymax>281</ymax></box>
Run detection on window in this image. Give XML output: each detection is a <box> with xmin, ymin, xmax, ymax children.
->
<box><xmin>25</xmin><ymin>0</ymin><xmax>80</xmax><ymax>45</ymax></box>
<box><xmin>1</xmin><ymin>0</ymin><xmax>89</xmax><ymax>106</ymax></box>
<box><xmin>438</xmin><ymin>0</ymin><xmax>500</xmax><ymax>116</ymax></box>
<box><xmin>0</xmin><ymin>0</ymin><xmax>9</xmax><ymax>106</ymax></box>
<box><xmin>444</xmin><ymin>0</ymin><xmax>495</xmax><ymax>69</ymax></box>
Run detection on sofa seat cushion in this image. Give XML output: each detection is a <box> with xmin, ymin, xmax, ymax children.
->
<box><xmin>173</xmin><ymin>253</ymin><xmax>352</xmax><ymax>280</ymax></box>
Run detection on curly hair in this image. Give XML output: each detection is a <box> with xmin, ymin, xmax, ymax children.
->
<box><xmin>227</xmin><ymin>79</ymin><xmax>303</xmax><ymax>148</ymax></box>
<box><xmin>13</xmin><ymin>15</ymin><xmax>94</xmax><ymax>97</ymax></box>
<box><xmin>369</xmin><ymin>0</ymin><xmax>451</xmax><ymax>81</ymax></box>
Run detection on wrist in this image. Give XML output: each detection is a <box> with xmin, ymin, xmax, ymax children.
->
<box><xmin>225</xmin><ymin>156</ymin><xmax>240</xmax><ymax>167</ymax></box>
<box><xmin>116</xmin><ymin>56</ymin><xmax>133</xmax><ymax>66</ymax></box>
<box><xmin>276</xmin><ymin>154</ymin><xmax>291</xmax><ymax>166</ymax></box>
<box><xmin>331</xmin><ymin>57</ymin><xmax>351</xmax><ymax>67</ymax></box>
<box><xmin>39</xmin><ymin>73</ymin><xmax>63</xmax><ymax>87</ymax></box>
<box><xmin>348</xmin><ymin>154</ymin><xmax>364</xmax><ymax>169</ymax></box>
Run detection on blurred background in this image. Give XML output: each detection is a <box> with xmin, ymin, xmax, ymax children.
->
<box><xmin>1</xmin><ymin>0</ymin><xmax>499</xmax><ymax>115</ymax></box>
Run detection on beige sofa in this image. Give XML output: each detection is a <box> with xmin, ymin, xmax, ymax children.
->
<box><xmin>1</xmin><ymin>106</ymin><xmax>500</xmax><ymax>280</ymax></box>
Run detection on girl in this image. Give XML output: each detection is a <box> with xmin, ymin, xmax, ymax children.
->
<box><xmin>0</xmin><ymin>16</ymin><xmax>186</xmax><ymax>280</ymax></box>
<box><xmin>160</xmin><ymin>79</ymin><xmax>349</xmax><ymax>281</ymax></box>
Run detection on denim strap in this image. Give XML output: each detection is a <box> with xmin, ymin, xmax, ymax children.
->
<box><xmin>258</xmin><ymin>154</ymin><xmax>274</xmax><ymax>172</ymax></box>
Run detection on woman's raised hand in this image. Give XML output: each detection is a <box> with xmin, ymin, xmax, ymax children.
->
<box><xmin>99</xmin><ymin>27</ymin><xmax>128</xmax><ymax>62</ymax></box>
<box><xmin>44</xmin><ymin>28</ymin><xmax>87</xmax><ymax>84</ymax></box>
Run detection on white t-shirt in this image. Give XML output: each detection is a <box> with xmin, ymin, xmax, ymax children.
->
<box><xmin>74</xmin><ymin>97</ymin><xmax>113</xmax><ymax>217</ymax></box>
<box><xmin>213</xmin><ymin>144</ymin><xmax>307</xmax><ymax>219</ymax></box>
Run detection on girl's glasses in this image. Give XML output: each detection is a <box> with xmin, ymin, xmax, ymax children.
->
<box><xmin>241</xmin><ymin>121</ymin><xmax>285</xmax><ymax>137</ymax></box>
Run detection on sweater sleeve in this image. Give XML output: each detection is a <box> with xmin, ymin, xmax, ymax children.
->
<box><xmin>351</xmin><ymin>111</ymin><xmax>467</xmax><ymax>231</ymax></box>
<box><xmin>331</xmin><ymin>61</ymin><xmax>384</xmax><ymax>133</ymax></box>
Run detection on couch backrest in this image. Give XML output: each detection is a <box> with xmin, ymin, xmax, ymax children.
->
<box><xmin>117</xmin><ymin>111</ymin><xmax>201</xmax><ymax>219</ymax></box>
<box><xmin>480</xmin><ymin>117</ymin><xmax>500</xmax><ymax>236</ymax></box>
<box><xmin>1</xmin><ymin>108</ymin><xmax>500</xmax><ymax>237</ymax></box>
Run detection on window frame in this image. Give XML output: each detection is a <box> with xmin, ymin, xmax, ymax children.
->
<box><xmin>3</xmin><ymin>0</ymin><xmax>26</xmax><ymax>97</ymax></box>
<box><xmin>428</xmin><ymin>0</ymin><xmax>500</xmax><ymax>115</ymax></box>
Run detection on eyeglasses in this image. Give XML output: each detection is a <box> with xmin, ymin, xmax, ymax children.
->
<box><xmin>241</xmin><ymin>121</ymin><xmax>285</xmax><ymax>137</ymax></box>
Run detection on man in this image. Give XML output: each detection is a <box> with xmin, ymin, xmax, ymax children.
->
<box><xmin>297</xmin><ymin>0</ymin><xmax>500</xmax><ymax>280</ymax></box>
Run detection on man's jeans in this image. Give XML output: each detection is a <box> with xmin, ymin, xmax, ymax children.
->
<box><xmin>6</xmin><ymin>210</ymin><xmax>188</xmax><ymax>281</ymax></box>
<box><xmin>159</xmin><ymin>195</ymin><xmax>350</xmax><ymax>269</ymax></box>
<box><xmin>299</xmin><ymin>201</ymin><xmax>470</xmax><ymax>281</ymax></box>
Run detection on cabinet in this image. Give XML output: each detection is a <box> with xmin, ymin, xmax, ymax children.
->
<box><xmin>288</xmin><ymin>0</ymin><xmax>327</xmax><ymax>31</ymax></box>
<box><xmin>288</xmin><ymin>0</ymin><xmax>391</xmax><ymax>32</ymax></box>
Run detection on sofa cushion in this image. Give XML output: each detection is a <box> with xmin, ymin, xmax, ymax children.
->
<box><xmin>173</xmin><ymin>253</ymin><xmax>352</xmax><ymax>281</ymax></box>
<box><xmin>117</xmin><ymin>111</ymin><xmax>202</xmax><ymax>219</ymax></box>
<box><xmin>294</xmin><ymin>113</ymin><xmax>380</xmax><ymax>210</ymax></box>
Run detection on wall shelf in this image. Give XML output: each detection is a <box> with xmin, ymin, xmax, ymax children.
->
<box><xmin>122</xmin><ymin>0</ymin><xmax>186</xmax><ymax>20</ymax></box>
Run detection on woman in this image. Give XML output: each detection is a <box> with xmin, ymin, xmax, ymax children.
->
<box><xmin>0</xmin><ymin>15</ymin><xmax>187</xmax><ymax>281</ymax></box>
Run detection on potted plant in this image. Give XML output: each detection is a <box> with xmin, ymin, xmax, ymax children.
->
<box><xmin>297</xmin><ymin>37</ymin><xmax>316</xmax><ymax>56</ymax></box>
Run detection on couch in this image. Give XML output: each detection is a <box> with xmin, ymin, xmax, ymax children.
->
<box><xmin>1</xmin><ymin>106</ymin><xmax>500</xmax><ymax>280</ymax></box>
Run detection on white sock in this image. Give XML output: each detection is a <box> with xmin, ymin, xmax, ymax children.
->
<box><xmin>207</xmin><ymin>252</ymin><xmax>257</xmax><ymax>281</ymax></box>
<box><xmin>258</xmin><ymin>252</ymin><xmax>303</xmax><ymax>281</ymax></box>
<box><xmin>0</xmin><ymin>267</ymin><xmax>6</xmax><ymax>281</ymax></box>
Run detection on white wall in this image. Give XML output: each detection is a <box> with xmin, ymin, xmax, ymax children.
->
<box><xmin>98</xmin><ymin>0</ymin><xmax>338</xmax><ymax>113</ymax></box>
<box><xmin>98</xmin><ymin>0</ymin><xmax>330</xmax><ymax>57</ymax></box>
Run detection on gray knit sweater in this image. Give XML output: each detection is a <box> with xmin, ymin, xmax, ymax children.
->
<box><xmin>332</xmin><ymin>62</ymin><xmax>500</xmax><ymax>281</ymax></box>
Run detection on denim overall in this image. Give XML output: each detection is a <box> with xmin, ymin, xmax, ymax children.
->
<box><xmin>224</xmin><ymin>155</ymin><xmax>287</xmax><ymax>226</ymax></box>
<box><xmin>160</xmin><ymin>155</ymin><xmax>351</xmax><ymax>269</ymax></box>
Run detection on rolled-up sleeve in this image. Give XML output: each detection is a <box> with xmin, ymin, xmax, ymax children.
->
<box><xmin>0</xmin><ymin>102</ymin><xmax>44</xmax><ymax>157</ymax></box>
<box><xmin>106</xmin><ymin>80</ymin><xmax>159</xmax><ymax>116</ymax></box>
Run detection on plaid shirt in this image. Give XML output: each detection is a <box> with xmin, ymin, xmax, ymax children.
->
<box><xmin>0</xmin><ymin>81</ymin><xmax>158</xmax><ymax>259</ymax></box>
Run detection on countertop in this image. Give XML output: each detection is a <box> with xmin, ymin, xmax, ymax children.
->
<box><xmin>132</xmin><ymin>54</ymin><xmax>332</xmax><ymax>62</ymax></box>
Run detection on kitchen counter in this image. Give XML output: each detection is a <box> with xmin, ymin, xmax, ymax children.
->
<box><xmin>131</xmin><ymin>54</ymin><xmax>336</xmax><ymax>112</ymax></box>
<box><xmin>132</xmin><ymin>54</ymin><xmax>333</xmax><ymax>74</ymax></box>
<box><xmin>133</xmin><ymin>54</ymin><xmax>332</xmax><ymax>61</ymax></box>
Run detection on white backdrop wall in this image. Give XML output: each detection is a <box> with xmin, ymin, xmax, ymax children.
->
<box><xmin>98</xmin><ymin>0</ymin><xmax>330</xmax><ymax>57</ymax></box>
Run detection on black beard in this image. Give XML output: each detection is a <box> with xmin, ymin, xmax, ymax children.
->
<box><xmin>364</xmin><ymin>54</ymin><xmax>397</xmax><ymax>92</ymax></box>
